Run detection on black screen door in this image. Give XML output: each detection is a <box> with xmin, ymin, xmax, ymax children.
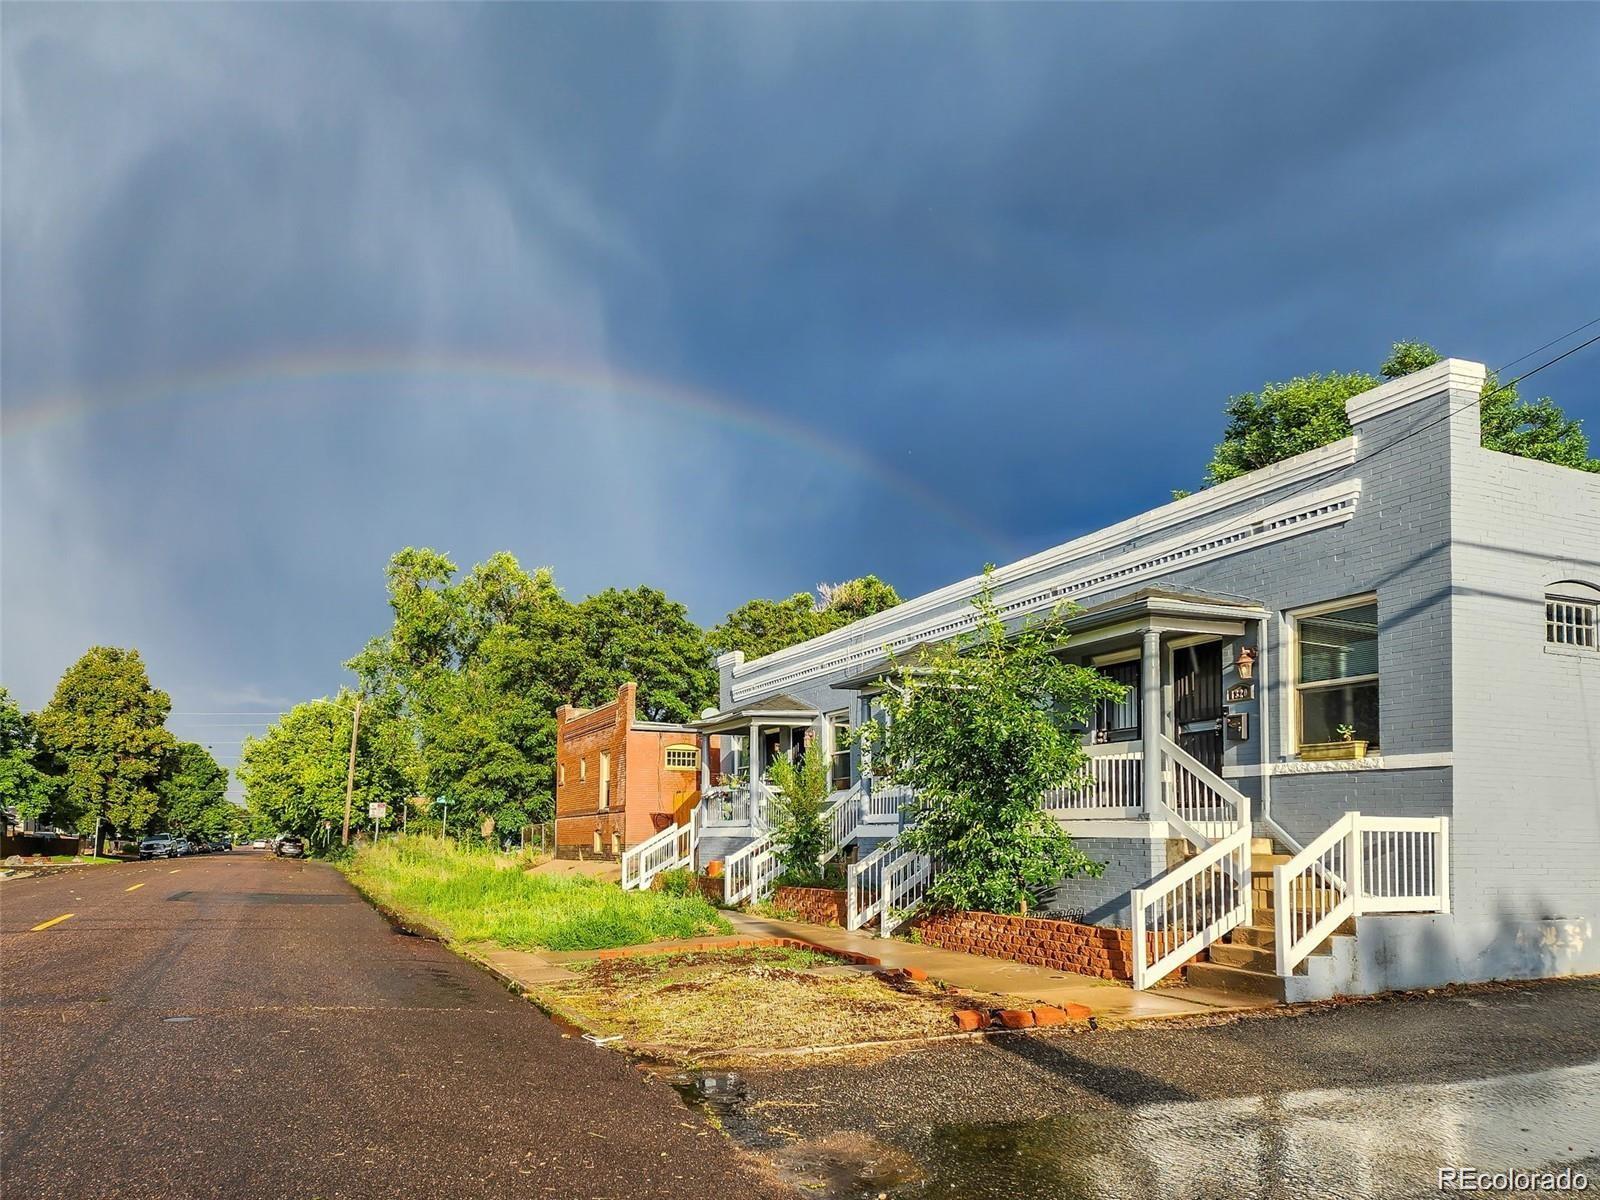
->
<box><xmin>1172</xmin><ymin>642</ymin><xmax>1224</xmax><ymax>774</ymax></box>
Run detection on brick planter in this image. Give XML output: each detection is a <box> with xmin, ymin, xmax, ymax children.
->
<box><xmin>911</xmin><ymin>910</ymin><xmax>1202</xmax><ymax>982</ymax></box>
<box><xmin>771</xmin><ymin>886</ymin><xmax>848</xmax><ymax>927</ymax></box>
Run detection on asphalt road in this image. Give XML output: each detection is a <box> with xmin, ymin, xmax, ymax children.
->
<box><xmin>0</xmin><ymin>852</ymin><xmax>785</xmax><ymax>1200</ymax></box>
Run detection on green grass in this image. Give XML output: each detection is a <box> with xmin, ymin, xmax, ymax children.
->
<box><xmin>345</xmin><ymin>835</ymin><xmax>731</xmax><ymax>951</ymax></box>
<box><xmin>47</xmin><ymin>855</ymin><xmax>117</xmax><ymax>864</ymax></box>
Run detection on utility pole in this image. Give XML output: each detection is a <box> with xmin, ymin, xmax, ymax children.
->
<box><xmin>341</xmin><ymin>696</ymin><xmax>363</xmax><ymax>846</ymax></box>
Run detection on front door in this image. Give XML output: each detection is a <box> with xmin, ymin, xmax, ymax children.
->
<box><xmin>1172</xmin><ymin>641</ymin><xmax>1224</xmax><ymax>774</ymax></box>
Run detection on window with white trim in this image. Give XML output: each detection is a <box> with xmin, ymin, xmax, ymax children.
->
<box><xmin>664</xmin><ymin>744</ymin><xmax>699</xmax><ymax>771</ymax></box>
<box><xmin>827</xmin><ymin>711</ymin><xmax>852</xmax><ymax>792</ymax></box>
<box><xmin>1291</xmin><ymin>596</ymin><xmax>1380</xmax><ymax>750</ymax></box>
<box><xmin>1546</xmin><ymin>582</ymin><xmax>1599</xmax><ymax>652</ymax></box>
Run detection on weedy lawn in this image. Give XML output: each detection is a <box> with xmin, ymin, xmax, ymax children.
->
<box><xmin>346</xmin><ymin>835</ymin><xmax>730</xmax><ymax>951</ymax></box>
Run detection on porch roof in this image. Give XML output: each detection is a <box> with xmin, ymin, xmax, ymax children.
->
<box><xmin>691</xmin><ymin>693</ymin><xmax>819</xmax><ymax>733</ymax></box>
<box><xmin>831</xmin><ymin>587</ymin><xmax>1268</xmax><ymax>688</ymax></box>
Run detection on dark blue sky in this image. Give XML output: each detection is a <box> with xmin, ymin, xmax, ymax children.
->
<box><xmin>4</xmin><ymin>3</ymin><xmax>1598</xmax><ymax>770</ymax></box>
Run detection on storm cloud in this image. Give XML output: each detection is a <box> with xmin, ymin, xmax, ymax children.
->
<box><xmin>4</xmin><ymin>3</ymin><xmax>1597</xmax><ymax>771</ymax></box>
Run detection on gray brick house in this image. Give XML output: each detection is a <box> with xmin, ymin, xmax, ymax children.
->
<box><xmin>624</xmin><ymin>358</ymin><xmax>1599</xmax><ymax>1000</ymax></box>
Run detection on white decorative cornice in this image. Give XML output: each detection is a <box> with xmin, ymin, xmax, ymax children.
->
<box><xmin>1345</xmin><ymin>358</ymin><xmax>1486</xmax><ymax>426</ymax></box>
<box><xmin>730</xmin><ymin>480</ymin><xmax>1361</xmax><ymax>701</ymax></box>
<box><xmin>730</xmin><ymin>435</ymin><xmax>1357</xmax><ymax>686</ymax></box>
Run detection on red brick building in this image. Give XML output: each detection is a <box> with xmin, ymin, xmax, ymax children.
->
<box><xmin>553</xmin><ymin>683</ymin><xmax>703</xmax><ymax>860</ymax></box>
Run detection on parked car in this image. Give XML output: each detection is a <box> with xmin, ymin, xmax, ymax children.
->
<box><xmin>251</xmin><ymin>839</ymin><xmax>268</xmax><ymax>850</ymax></box>
<box><xmin>217</xmin><ymin>835</ymin><xmax>233</xmax><ymax>851</ymax></box>
<box><xmin>139</xmin><ymin>835</ymin><xmax>176</xmax><ymax>860</ymax></box>
<box><xmin>273</xmin><ymin>835</ymin><xmax>306</xmax><ymax>859</ymax></box>
<box><xmin>171</xmin><ymin>837</ymin><xmax>193</xmax><ymax>856</ymax></box>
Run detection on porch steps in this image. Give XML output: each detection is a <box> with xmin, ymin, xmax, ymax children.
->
<box><xmin>1182</xmin><ymin>837</ymin><xmax>1353</xmax><ymax>1003</ymax></box>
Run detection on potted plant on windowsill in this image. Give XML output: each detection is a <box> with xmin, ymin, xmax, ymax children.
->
<box><xmin>1299</xmin><ymin>724</ymin><xmax>1370</xmax><ymax>761</ymax></box>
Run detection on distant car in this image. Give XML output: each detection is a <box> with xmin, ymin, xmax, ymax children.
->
<box><xmin>139</xmin><ymin>835</ymin><xmax>176</xmax><ymax>860</ymax></box>
<box><xmin>274</xmin><ymin>835</ymin><xmax>306</xmax><ymax>859</ymax></box>
<box><xmin>171</xmin><ymin>837</ymin><xmax>193</xmax><ymax>856</ymax></box>
<box><xmin>252</xmin><ymin>839</ymin><xmax>268</xmax><ymax>849</ymax></box>
<box><xmin>217</xmin><ymin>835</ymin><xmax>233</xmax><ymax>851</ymax></box>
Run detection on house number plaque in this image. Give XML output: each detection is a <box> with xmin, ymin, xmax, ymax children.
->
<box><xmin>1226</xmin><ymin>682</ymin><xmax>1255</xmax><ymax>703</ymax></box>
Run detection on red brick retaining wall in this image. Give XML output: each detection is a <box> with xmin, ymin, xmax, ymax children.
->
<box><xmin>911</xmin><ymin>910</ymin><xmax>1202</xmax><ymax>982</ymax></box>
<box><xmin>771</xmin><ymin>886</ymin><xmax>848</xmax><ymax>926</ymax></box>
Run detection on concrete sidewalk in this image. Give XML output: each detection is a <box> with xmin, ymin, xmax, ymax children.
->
<box><xmin>724</xmin><ymin>911</ymin><xmax>1268</xmax><ymax>1024</ymax></box>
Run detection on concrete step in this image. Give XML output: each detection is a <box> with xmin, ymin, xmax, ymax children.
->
<box><xmin>1185</xmin><ymin>961</ymin><xmax>1289</xmax><ymax>1002</ymax></box>
<box><xmin>1207</xmin><ymin>941</ymin><xmax>1277</xmax><ymax>971</ymax></box>
<box><xmin>1230</xmin><ymin>923</ymin><xmax>1276</xmax><ymax>949</ymax></box>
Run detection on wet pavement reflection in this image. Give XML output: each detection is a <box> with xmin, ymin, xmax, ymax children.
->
<box><xmin>685</xmin><ymin>1061</ymin><xmax>1600</xmax><ymax>1198</ymax></box>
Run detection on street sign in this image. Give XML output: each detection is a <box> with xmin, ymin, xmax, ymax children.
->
<box><xmin>368</xmin><ymin>802</ymin><xmax>388</xmax><ymax>820</ymax></box>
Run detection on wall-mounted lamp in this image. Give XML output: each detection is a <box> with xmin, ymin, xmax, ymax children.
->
<box><xmin>1233</xmin><ymin>646</ymin><xmax>1257</xmax><ymax>681</ymax></box>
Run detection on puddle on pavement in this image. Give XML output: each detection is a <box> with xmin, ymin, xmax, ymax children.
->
<box><xmin>674</xmin><ymin>1062</ymin><xmax>1600</xmax><ymax>1199</ymax></box>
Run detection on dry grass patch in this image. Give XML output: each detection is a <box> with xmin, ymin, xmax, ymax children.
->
<box><xmin>531</xmin><ymin>946</ymin><xmax>995</xmax><ymax>1062</ymax></box>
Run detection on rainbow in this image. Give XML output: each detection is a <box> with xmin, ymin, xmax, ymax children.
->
<box><xmin>3</xmin><ymin>348</ymin><xmax>1013</xmax><ymax>552</ymax></box>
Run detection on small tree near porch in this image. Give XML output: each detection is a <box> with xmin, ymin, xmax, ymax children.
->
<box><xmin>855</xmin><ymin>571</ymin><xmax>1126</xmax><ymax>915</ymax></box>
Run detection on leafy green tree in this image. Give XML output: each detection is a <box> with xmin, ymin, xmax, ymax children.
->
<box><xmin>765</xmin><ymin>738</ymin><xmax>833</xmax><ymax>887</ymax></box>
<box><xmin>817</xmin><ymin>575</ymin><xmax>902</xmax><ymax>623</ymax></box>
<box><xmin>0</xmin><ymin>688</ymin><xmax>56</xmax><ymax>824</ymax></box>
<box><xmin>33</xmin><ymin>648</ymin><xmax>176</xmax><ymax>850</ymax></box>
<box><xmin>1381</xmin><ymin>341</ymin><xmax>1599</xmax><ymax>472</ymax></box>
<box><xmin>1196</xmin><ymin>341</ymin><xmax>1598</xmax><ymax>487</ymax></box>
<box><xmin>238</xmin><ymin>691</ymin><xmax>421</xmax><ymax>844</ymax></box>
<box><xmin>707</xmin><ymin>593</ymin><xmax>820</xmax><ymax>660</ymax></box>
<box><xmin>155</xmin><ymin>741</ymin><xmax>232</xmax><ymax>836</ymax></box>
<box><xmin>1201</xmin><ymin>370</ymin><xmax>1378</xmax><ymax>486</ymax></box>
<box><xmin>576</xmin><ymin>586</ymin><xmax>716</xmax><ymax>722</ymax></box>
<box><xmin>709</xmin><ymin>576</ymin><xmax>903</xmax><ymax>660</ymax></box>
<box><xmin>856</xmin><ymin>571</ymin><xmax>1124</xmax><ymax>914</ymax></box>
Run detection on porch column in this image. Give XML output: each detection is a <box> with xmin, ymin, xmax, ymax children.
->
<box><xmin>1141</xmin><ymin>629</ymin><xmax>1163</xmax><ymax>820</ymax></box>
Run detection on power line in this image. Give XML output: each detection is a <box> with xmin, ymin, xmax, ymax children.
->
<box><xmin>1491</xmin><ymin>316</ymin><xmax>1600</xmax><ymax>375</ymax></box>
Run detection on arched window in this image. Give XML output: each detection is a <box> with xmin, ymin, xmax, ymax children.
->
<box><xmin>1546</xmin><ymin>581</ymin><xmax>1599</xmax><ymax>651</ymax></box>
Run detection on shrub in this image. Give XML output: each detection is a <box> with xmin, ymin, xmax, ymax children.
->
<box><xmin>766</xmin><ymin>739</ymin><xmax>832</xmax><ymax>887</ymax></box>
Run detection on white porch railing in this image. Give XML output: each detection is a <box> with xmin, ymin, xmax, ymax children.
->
<box><xmin>1041</xmin><ymin>744</ymin><xmax>1143</xmax><ymax>818</ymax></box>
<box><xmin>864</xmin><ymin>781</ymin><xmax>911</xmax><ymax>824</ymax></box>
<box><xmin>1275</xmin><ymin>813</ymin><xmax>1450</xmax><ymax>976</ymax></box>
<box><xmin>620</xmin><ymin>811</ymin><xmax>698</xmax><ymax>891</ymax></box>
<box><xmin>1131</xmin><ymin>825</ymin><xmax>1252</xmax><ymax>990</ymax></box>
<box><xmin>701</xmin><ymin>781</ymin><xmax>775</xmax><ymax>832</ymax></box>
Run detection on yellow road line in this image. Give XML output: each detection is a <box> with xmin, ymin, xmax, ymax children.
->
<box><xmin>31</xmin><ymin>913</ymin><xmax>75</xmax><ymax>932</ymax></box>
<box><xmin>125</xmin><ymin>882</ymin><xmax>146</xmax><ymax>892</ymax></box>
<box><xmin>169</xmin><ymin>869</ymin><xmax>180</xmax><ymax>874</ymax></box>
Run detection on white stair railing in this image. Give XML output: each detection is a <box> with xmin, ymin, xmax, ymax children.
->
<box><xmin>845</xmin><ymin>832</ymin><xmax>932</xmax><ymax>935</ymax></box>
<box><xmin>1131</xmin><ymin>825</ymin><xmax>1252</xmax><ymax>989</ymax></box>
<box><xmin>1275</xmin><ymin>812</ymin><xmax>1450</xmax><ymax>976</ymax></box>
<box><xmin>1160</xmin><ymin>735</ymin><xmax>1248</xmax><ymax>847</ymax></box>
<box><xmin>819</xmin><ymin>783</ymin><xmax>864</xmax><ymax>865</ymax></box>
<box><xmin>722</xmin><ymin>832</ymin><xmax>776</xmax><ymax>906</ymax></box>
<box><xmin>620</xmin><ymin>812</ymin><xmax>698</xmax><ymax>891</ymax></box>
<box><xmin>879</xmin><ymin>844</ymin><xmax>933</xmax><ymax>937</ymax></box>
<box><xmin>846</xmin><ymin>837</ymin><xmax>890</xmax><ymax>930</ymax></box>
